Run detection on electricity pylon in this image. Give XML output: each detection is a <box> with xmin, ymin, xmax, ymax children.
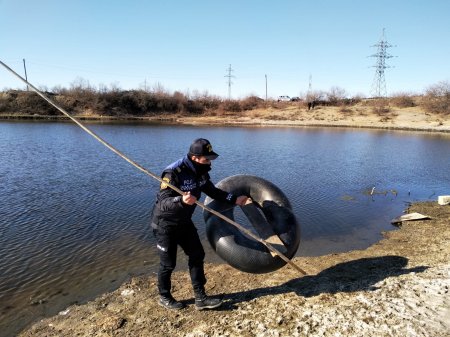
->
<box><xmin>224</xmin><ymin>64</ymin><xmax>235</xmax><ymax>100</ymax></box>
<box><xmin>370</xmin><ymin>28</ymin><xmax>395</xmax><ymax>98</ymax></box>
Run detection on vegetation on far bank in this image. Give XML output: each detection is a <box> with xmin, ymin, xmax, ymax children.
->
<box><xmin>0</xmin><ymin>80</ymin><xmax>449</xmax><ymax>119</ymax></box>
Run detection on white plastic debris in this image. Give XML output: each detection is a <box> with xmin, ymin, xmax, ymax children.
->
<box><xmin>120</xmin><ymin>289</ymin><xmax>135</xmax><ymax>296</ymax></box>
<box><xmin>437</xmin><ymin>195</ymin><xmax>450</xmax><ymax>205</ymax></box>
<box><xmin>391</xmin><ymin>212</ymin><xmax>430</xmax><ymax>224</ymax></box>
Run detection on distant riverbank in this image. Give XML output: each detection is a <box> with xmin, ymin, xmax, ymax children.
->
<box><xmin>176</xmin><ymin>104</ymin><xmax>450</xmax><ymax>133</ymax></box>
<box><xmin>1</xmin><ymin>103</ymin><xmax>450</xmax><ymax>134</ymax></box>
<box><xmin>1</xmin><ymin>89</ymin><xmax>449</xmax><ymax>133</ymax></box>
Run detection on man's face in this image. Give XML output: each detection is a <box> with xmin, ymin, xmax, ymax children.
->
<box><xmin>191</xmin><ymin>156</ymin><xmax>212</xmax><ymax>165</ymax></box>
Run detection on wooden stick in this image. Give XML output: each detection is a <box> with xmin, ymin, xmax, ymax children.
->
<box><xmin>240</xmin><ymin>200</ymin><xmax>287</xmax><ymax>257</ymax></box>
<box><xmin>0</xmin><ymin>60</ymin><xmax>308</xmax><ymax>276</ymax></box>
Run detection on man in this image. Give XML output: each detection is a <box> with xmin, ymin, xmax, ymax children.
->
<box><xmin>151</xmin><ymin>138</ymin><xmax>248</xmax><ymax>310</ymax></box>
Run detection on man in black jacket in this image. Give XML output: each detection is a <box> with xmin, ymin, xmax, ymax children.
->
<box><xmin>151</xmin><ymin>138</ymin><xmax>248</xmax><ymax>310</ymax></box>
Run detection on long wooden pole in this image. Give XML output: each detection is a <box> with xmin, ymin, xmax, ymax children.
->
<box><xmin>0</xmin><ymin>60</ymin><xmax>307</xmax><ymax>276</ymax></box>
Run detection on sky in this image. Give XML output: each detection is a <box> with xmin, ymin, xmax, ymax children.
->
<box><xmin>1</xmin><ymin>0</ymin><xmax>449</xmax><ymax>99</ymax></box>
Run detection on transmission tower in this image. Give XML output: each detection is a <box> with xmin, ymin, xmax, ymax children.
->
<box><xmin>224</xmin><ymin>64</ymin><xmax>235</xmax><ymax>99</ymax></box>
<box><xmin>369</xmin><ymin>28</ymin><xmax>395</xmax><ymax>98</ymax></box>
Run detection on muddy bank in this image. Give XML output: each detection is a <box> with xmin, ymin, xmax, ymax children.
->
<box><xmin>2</xmin><ymin>102</ymin><xmax>450</xmax><ymax>134</ymax></box>
<box><xmin>19</xmin><ymin>201</ymin><xmax>450</xmax><ymax>336</ymax></box>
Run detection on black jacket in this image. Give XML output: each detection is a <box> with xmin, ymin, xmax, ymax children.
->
<box><xmin>151</xmin><ymin>155</ymin><xmax>236</xmax><ymax>227</ymax></box>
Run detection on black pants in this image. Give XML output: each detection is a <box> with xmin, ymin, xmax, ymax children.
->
<box><xmin>153</xmin><ymin>221</ymin><xmax>206</xmax><ymax>297</ymax></box>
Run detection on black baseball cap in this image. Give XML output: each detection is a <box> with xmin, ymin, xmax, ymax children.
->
<box><xmin>188</xmin><ymin>138</ymin><xmax>219</xmax><ymax>160</ymax></box>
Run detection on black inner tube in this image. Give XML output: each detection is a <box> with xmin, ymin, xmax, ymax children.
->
<box><xmin>204</xmin><ymin>175</ymin><xmax>301</xmax><ymax>274</ymax></box>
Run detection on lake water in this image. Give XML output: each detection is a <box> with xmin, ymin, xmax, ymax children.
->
<box><xmin>1</xmin><ymin>121</ymin><xmax>449</xmax><ymax>336</ymax></box>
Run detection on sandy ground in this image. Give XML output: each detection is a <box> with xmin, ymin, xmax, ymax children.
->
<box><xmin>175</xmin><ymin>104</ymin><xmax>450</xmax><ymax>133</ymax></box>
<box><xmin>4</xmin><ymin>101</ymin><xmax>449</xmax><ymax>133</ymax></box>
<box><xmin>2</xmin><ymin>101</ymin><xmax>449</xmax><ymax>133</ymax></box>
<box><xmin>18</xmin><ymin>200</ymin><xmax>450</xmax><ymax>337</ymax></box>
<box><xmin>13</xmin><ymin>106</ymin><xmax>450</xmax><ymax>336</ymax></box>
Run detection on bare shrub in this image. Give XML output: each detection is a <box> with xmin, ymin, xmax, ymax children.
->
<box><xmin>0</xmin><ymin>91</ymin><xmax>18</xmax><ymax>113</ymax></box>
<box><xmin>94</xmin><ymin>91</ymin><xmax>121</xmax><ymax>115</ymax></box>
<box><xmin>341</xmin><ymin>96</ymin><xmax>362</xmax><ymax>106</ymax></box>
<box><xmin>221</xmin><ymin>100</ymin><xmax>242</xmax><ymax>113</ymax></box>
<box><xmin>155</xmin><ymin>94</ymin><xmax>180</xmax><ymax>113</ymax></box>
<box><xmin>390</xmin><ymin>92</ymin><xmax>416</xmax><ymax>108</ymax></box>
<box><xmin>185</xmin><ymin>100</ymin><xmax>205</xmax><ymax>114</ymax></box>
<box><xmin>51</xmin><ymin>85</ymin><xmax>66</xmax><ymax>94</ymax></box>
<box><xmin>368</xmin><ymin>98</ymin><xmax>390</xmax><ymax>115</ymax></box>
<box><xmin>190</xmin><ymin>90</ymin><xmax>222</xmax><ymax>111</ymax></box>
<box><xmin>339</xmin><ymin>106</ymin><xmax>353</xmax><ymax>114</ymax></box>
<box><xmin>68</xmin><ymin>78</ymin><xmax>96</xmax><ymax>96</ymax></box>
<box><xmin>326</xmin><ymin>86</ymin><xmax>347</xmax><ymax>106</ymax></box>
<box><xmin>305</xmin><ymin>90</ymin><xmax>325</xmax><ymax>103</ymax></box>
<box><xmin>59</xmin><ymin>77</ymin><xmax>99</xmax><ymax>111</ymax></box>
<box><xmin>151</xmin><ymin>82</ymin><xmax>168</xmax><ymax>96</ymax></box>
<box><xmin>16</xmin><ymin>91</ymin><xmax>58</xmax><ymax>115</ymax></box>
<box><xmin>421</xmin><ymin>81</ymin><xmax>450</xmax><ymax>115</ymax></box>
<box><xmin>240</xmin><ymin>96</ymin><xmax>264</xmax><ymax>110</ymax></box>
<box><xmin>197</xmin><ymin>97</ymin><xmax>221</xmax><ymax>111</ymax></box>
<box><xmin>118</xmin><ymin>91</ymin><xmax>144</xmax><ymax>115</ymax></box>
<box><xmin>173</xmin><ymin>91</ymin><xmax>187</xmax><ymax>112</ymax></box>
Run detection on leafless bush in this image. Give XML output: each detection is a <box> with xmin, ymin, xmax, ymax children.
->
<box><xmin>16</xmin><ymin>91</ymin><xmax>59</xmax><ymax>115</ymax></box>
<box><xmin>0</xmin><ymin>91</ymin><xmax>18</xmax><ymax>113</ymax></box>
<box><xmin>173</xmin><ymin>91</ymin><xmax>187</xmax><ymax>112</ymax></box>
<box><xmin>151</xmin><ymin>82</ymin><xmax>168</xmax><ymax>96</ymax></box>
<box><xmin>339</xmin><ymin>106</ymin><xmax>353</xmax><ymax>114</ymax></box>
<box><xmin>240</xmin><ymin>95</ymin><xmax>264</xmax><ymax>110</ymax></box>
<box><xmin>390</xmin><ymin>92</ymin><xmax>416</xmax><ymax>108</ymax></box>
<box><xmin>118</xmin><ymin>91</ymin><xmax>145</xmax><ymax>115</ymax></box>
<box><xmin>221</xmin><ymin>100</ymin><xmax>242</xmax><ymax>113</ymax></box>
<box><xmin>68</xmin><ymin>78</ymin><xmax>97</xmax><ymax>96</ymax></box>
<box><xmin>421</xmin><ymin>81</ymin><xmax>450</xmax><ymax>115</ymax></box>
<box><xmin>155</xmin><ymin>94</ymin><xmax>181</xmax><ymax>113</ymax></box>
<box><xmin>304</xmin><ymin>90</ymin><xmax>324</xmax><ymax>103</ymax></box>
<box><xmin>326</xmin><ymin>86</ymin><xmax>347</xmax><ymax>106</ymax></box>
<box><xmin>185</xmin><ymin>100</ymin><xmax>205</xmax><ymax>114</ymax></box>
<box><xmin>368</xmin><ymin>98</ymin><xmax>390</xmax><ymax>115</ymax></box>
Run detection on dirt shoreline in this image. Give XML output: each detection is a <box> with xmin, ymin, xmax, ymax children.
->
<box><xmin>1</xmin><ymin>104</ymin><xmax>449</xmax><ymax>134</ymax></box>
<box><xmin>18</xmin><ymin>201</ymin><xmax>450</xmax><ymax>337</ymax></box>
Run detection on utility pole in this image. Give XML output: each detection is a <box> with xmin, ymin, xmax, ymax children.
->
<box><xmin>306</xmin><ymin>74</ymin><xmax>315</xmax><ymax>110</ymax></box>
<box><xmin>306</xmin><ymin>74</ymin><xmax>312</xmax><ymax>102</ymax></box>
<box><xmin>308</xmin><ymin>74</ymin><xmax>312</xmax><ymax>94</ymax></box>
<box><xmin>224</xmin><ymin>64</ymin><xmax>235</xmax><ymax>100</ymax></box>
<box><xmin>23</xmin><ymin>58</ymin><xmax>29</xmax><ymax>91</ymax></box>
<box><xmin>369</xmin><ymin>28</ymin><xmax>396</xmax><ymax>98</ymax></box>
<box><xmin>265</xmin><ymin>74</ymin><xmax>268</xmax><ymax>101</ymax></box>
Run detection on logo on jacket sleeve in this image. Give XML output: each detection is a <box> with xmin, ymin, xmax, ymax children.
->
<box><xmin>160</xmin><ymin>177</ymin><xmax>170</xmax><ymax>189</ymax></box>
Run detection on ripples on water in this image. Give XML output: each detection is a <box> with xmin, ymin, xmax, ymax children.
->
<box><xmin>1</xmin><ymin>121</ymin><xmax>449</xmax><ymax>335</ymax></box>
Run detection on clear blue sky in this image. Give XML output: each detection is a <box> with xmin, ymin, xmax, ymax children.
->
<box><xmin>1</xmin><ymin>0</ymin><xmax>449</xmax><ymax>98</ymax></box>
